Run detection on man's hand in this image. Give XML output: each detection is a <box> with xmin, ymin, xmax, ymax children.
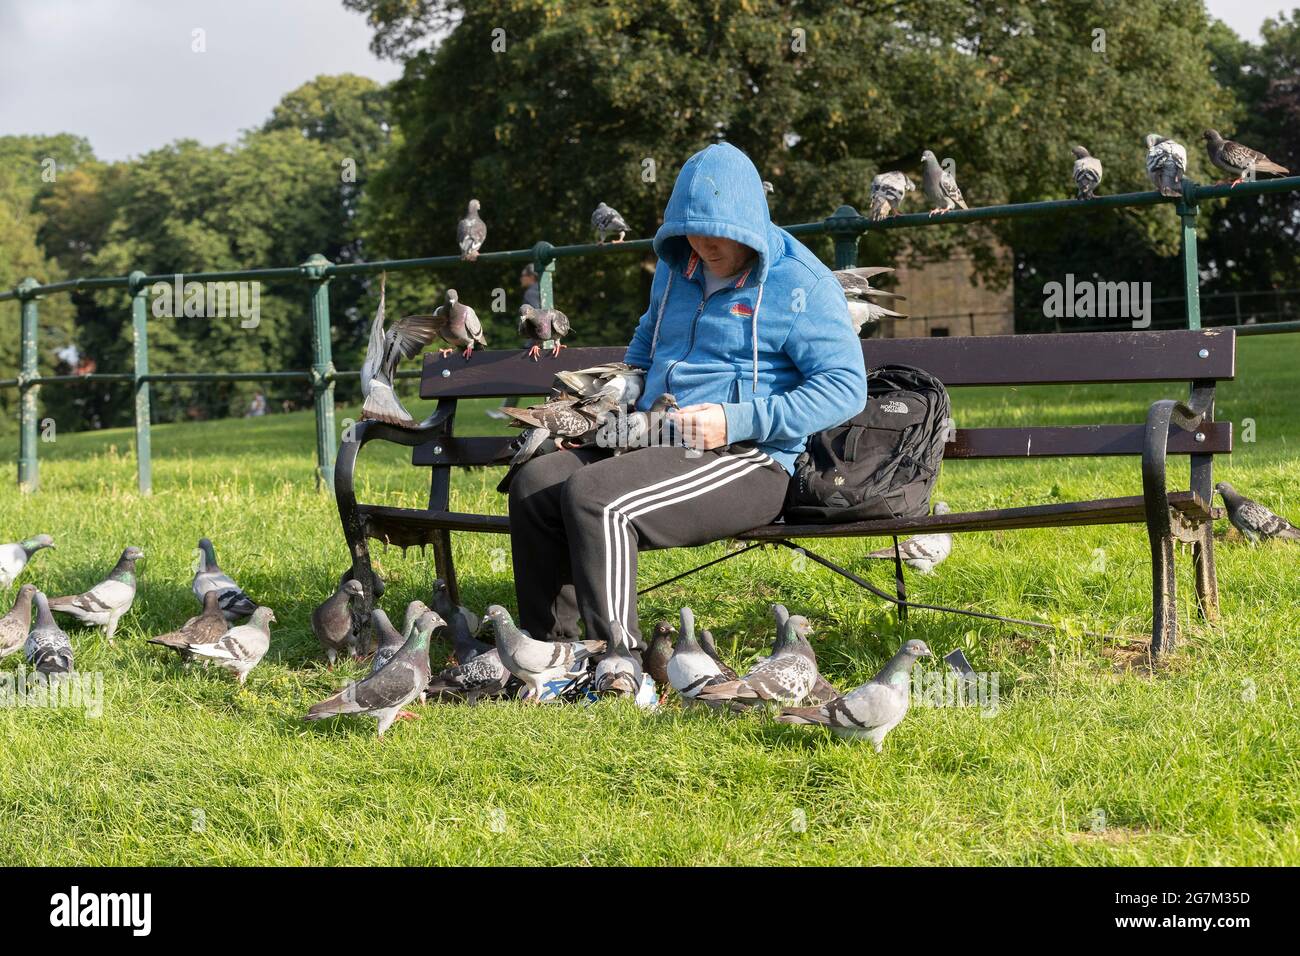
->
<box><xmin>671</xmin><ymin>403</ymin><xmax>729</xmax><ymax>450</ymax></box>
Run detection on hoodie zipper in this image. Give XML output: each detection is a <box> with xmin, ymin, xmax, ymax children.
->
<box><xmin>665</xmin><ymin>282</ymin><xmax>730</xmax><ymax>395</ymax></box>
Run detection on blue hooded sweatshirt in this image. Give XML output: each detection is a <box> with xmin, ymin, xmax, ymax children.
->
<box><xmin>624</xmin><ymin>143</ymin><xmax>867</xmax><ymax>474</ymax></box>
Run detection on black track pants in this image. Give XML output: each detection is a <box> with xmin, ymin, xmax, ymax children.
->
<box><xmin>507</xmin><ymin>444</ymin><xmax>790</xmax><ymax>649</ymax></box>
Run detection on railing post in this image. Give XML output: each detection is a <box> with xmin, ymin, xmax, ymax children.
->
<box><xmin>1177</xmin><ymin>181</ymin><xmax>1201</xmax><ymax>330</ymax></box>
<box><xmin>128</xmin><ymin>271</ymin><xmax>153</xmax><ymax>495</ymax></box>
<box><xmin>825</xmin><ymin>205</ymin><xmax>863</xmax><ymax>269</ymax></box>
<box><xmin>16</xmin><ymin>277</ymin><xmax>40</xmax><ymax>493</ymax></box>
<box><xmin>532</xmin><ymin>241</ymin><xmax>556</xmax><ymax>309</ymax></box>
<box><xmin>302</xmin><ymin>254</ymin><xmax>336</xmax><ymax>491</ymax></box>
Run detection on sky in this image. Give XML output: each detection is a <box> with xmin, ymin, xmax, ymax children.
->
<box><xmin>0</xmin><ymin>0</ymin><xmax>1291</xmax><ymax>162</ymax></box>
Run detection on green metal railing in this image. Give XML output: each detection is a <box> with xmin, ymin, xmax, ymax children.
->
<box><xmin>3</xmin><ymin>174</ymin><xmax>1298</xmax><ymax>495</ymax></box>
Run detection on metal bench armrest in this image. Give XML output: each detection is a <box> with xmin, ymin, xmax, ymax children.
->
<box><xmin>1142</xmin><ymin>386</ymin><xmax>1215</xmax><ymax>534</ymax></box>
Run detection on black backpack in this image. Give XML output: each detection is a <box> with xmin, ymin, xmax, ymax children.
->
<box><xmin>783</xmin><ymin>364</ymin><xmax>950</xmax><ymax>522</ymax></box>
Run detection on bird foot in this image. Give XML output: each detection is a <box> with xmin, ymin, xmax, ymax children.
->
<box><xmin>462</xmin><ymin>347</ymin><xmax>475</xmax><ymax>360</ymax></box>
<box><xmin>526</xmin><ymin>345</ymin><xmax>542</xmax><ymax>362</ymax></box>
<box><xmin>613</xmin><ymin>234</ymin><xmax>626</xmax><ymax>243</ymax></box>
<box><xmin>396</xmin><ymin>710</ymin><xmax>420</xmax><ymax>721</ymax></box>
<box><xmin>438</xmin><ymin>348</ymin><xmax>454</xmax><ymax>358</ymax></box>
<box><xmin>1230</xmin><ymin>178</ymin><xmax>1244</xmax><ymax>188</ymax></box>
<box><xmin>928</xmin><ymin>208</ymin><xmax>948</xmax><ymax>217</ymax></box>
<box><xmin>550</xmin><ymin>343</ymin><xmax>566</xmax><ymax>358</ymax></box>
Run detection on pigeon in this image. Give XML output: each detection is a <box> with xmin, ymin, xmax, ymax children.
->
<box><xmin>778</xmin><ymin>639</ymin><xmax>933</xmax><ymax>751</ymax></box>
<box><xmin>768</xmin><ymin>603</ymin><xmax>834</xmax><ymax>701</ymax></box>
<box><xmin>24</xmin><ymin>592</ymin><xmax>74</xmax><ymax>674</ymax></box>
<box><xmin>695</xmin><ymin>613</ymin><xmax>819</xmax><ymax>707</ymax></box>
<box><xmin>553</xmin><ymin>363</ymin><xmax>645</xmax><ymax>408</ymax></box>
<box><xmin>623</xmin><ymin>393</ymin><xmax>680</xmax><ymax>450</ymax></box>
<box><xmin>697</xmin><ymin>625</ymin><xmax>738</xmax><ymax>680</ymax></box>
<box><xmin>426</xmin><ymin>647</ymin><xmax>517</xmax><ymax>704</ymax></box>
<box><xmin>0</xmin><ymin>534</ymin><xmax>54</xmax><ymax>589</ymax></box>
<box><xmin>517</xmin><ymin>304</ymin><xmax>571</xmax><ymax>360</ymax></box>
<box><xmin>0</xmin><ymin>584</ymin><xmax>37</xmax><ymax>659</ymax></box>
<box><xmin>311</xmin><ymin>579</ymin><xmax>365</xmax><ymax>664</ymax></box>
<box><xmin>762</xmin><ymin>180</ymin><xmax>775</xmax><ymax>196</ymax></box>
<box><xmin>591</xmin><ymin>202</ymin><xmax>630</xmax><ymax>244</ymax></box>
<box><xmin>48</xmin><ymin>545</ymin><xmax>143</xmax><ymax>642</ymax></box>
<box><xmin>432</xmin><ymin>289</ymin><xmax>487</xmax><ymax>360</ymax></box>
<box><xmin>1145</xmin><ymin>134</ymin><xmax>1187</xmax><ymax>198</ymax></box>
<box><xmin>1071</xmin><ymin>145</ymin><xmax>1103</xmax><ymax>200</ymax></box>
<box><xmin>594</xmin><ymin>623</ymin><xmax>644</xmax><ymax>697</ymax></box>
<box><xmin>667</xmin><ymin>606</ymin><xmax>731</xmax><ymax>701</ymax></box>
<box><xmin>370</xmin><ymin>607</ymin><xmax>411</xmax><ymax>675</ymax></box>
<box><xmin>457</xmin><ymin>198</ymin><xmax>487</xmax><ymax>261</ymax></box>
<box><xmin>644</xmin><ymin>620</ymin><xmax>676</xmax><ymax>688</ymax></box>
<box><xmin>865</xmin><ymin>501</ymin><xmax>953</xmax><ymax>572</ymax></box>
<box><xmin>192</xmin><ymin>537</ymin><xmax>257</xmax><ymax>620</ymax></box>
<box><xmin>148</xmin><ymin>590</ymin><xmax>230</xmax><ymax>659</ymax></box>
<box><xmin>494</xmin><ymin>394</ymin><xmax>606</xmax><ymax>494</ymax></box>
<box><xmin>1216</xmin><ymin>482</ymin><xmax>1299</xmax><ymax>544</ymax></box>
<box><xmin>1203</xmin><ymin>129</ymin><xmax>1289</xmax><ymax>186</ymax></box>
<box><xmin>359</xmin><ymin>274</ymin><xmax>439</xmax><ymax>427</ymax></box>
<box><xmin>920</xmin><ymin>150</ymin><xmax>968</xmax><ymax>216</ymax></box>
<box><xmin>430</xmin><ymin>578</ymin><xmax>489</xmax><ymax>663</ymax></box>
<box><xmin>184</xmin><ymin>606</ymin><xmax>276</xmax><ymax>684</ymax></box>
<box><xmin>304</xmin><ymin>609</ymin><xmax>437</xmax><ymax>736</ymax></box>
<box><xmin>833</xmin><ymin>266</ymin><xmax>907</xmax><ymax>333</ymax></box>
<box><xmin>483</xmin><ymin>605</ymin><xmax>604</xmax><ymax>702</ymax></box>
<box><xmin>869</xmin><ymin>171</ymin><xmax>914</xmax><ymax>221</ymax></box>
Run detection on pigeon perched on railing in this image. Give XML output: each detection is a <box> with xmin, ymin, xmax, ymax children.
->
<box><xmin>149</xmin><ymin>590</ymin><xmax>229</xmax><ymax>660</ymax></box>
<box><xmin>591</xmin><ymin>202</ymin><xmax>630</xmax><ymax>244</ymax></box>
<box><xmin>192</xmin><ymin>537</ymin><xmax>257</xmax><ymax>620</ymax></box>
<box><xmin>865</xmin><ymin>501</ymin><xmax>953</xmax><ymax>573</ymax></box>
<box><xmin>869</xmin><ymin>170</ymin><xmax>914</xmax><ymax>221</ymax></box>
<box><xmin>1071</xmin><ymin>145</ymin><xmax>1103</xmax><ymax>200</ymax></box>
<box><xmin>457</xmin><ymin>198</ymin><xmax>487</xmax><ymax>260</ymax></box>
<box><xmin>360</xmin><ymin>274</ymin><xmax>438</xmax><ymax>427</ymax></box>
<box><xmin>432</xmin><ymin>288</ymin><xmax>487</xmax><ymax>360</ymax></box>
<box><xmin>695</xmin><ymin>613</ymin><xmax>819</xmax><ymax>707</ymax></box>
<box><xmin>48</xmin><ymin>546</ymin><xmax>143</xmax><ymax>643</ymax></box>
<box><xmin>777</xmin><ymin>639</ymin><xmax>932</xmax><ymax>751</ymax></box>
<box><xmin>0</xmin><ymin>533</ymin><xmax>54</xmax><ymax>589</ymax></box>
<box><xmin>484</xmin><ymin>604</ymin><xmax>604</xmax><ymax>702</ymax></box>
<box><xmin>1</xmin><ymin>584</ymin><xmax>37</xmax><ymax>659</ymax></box>
<box><xmin>667</xmin><ymin>606</ymin><xmax>731</xmax><ymax>702</ymax></box>
<box><xmin>184</xmin><ymin>606</ymin><xmax>276</xmax><ymax>684</ymax></box>
<box><xmin>1216</xmin><ymin>482</ymin><xmax>1299</xmax><ymax>544</ymax></box>
<box><xmin>25</xmin><ymin>592</ymin><xmax>74</xmax><ymax>674</ymax></box>
<box><xmin>832</xmin><ymin>266</ymin><xmax>907</xmax><ymax>333</ymax></box>
<box><xmin>304</xmin><ymin>610</ymin><xmax>437</xmax><ymax>737</ymax></box>
<box><xmin>1145</xmin><ymin>134</ymin><xmax>1187</xmax><ymax>198</ymax></box>
<box><xmin>1203</xmin><ymin>129</ymin><xmax>1289</xmax><ymax>186</ymax></box>
<box><xmin>921</xmin><ymin>150</ymin><xmax>968</xmax><ymax>216</ymax></box>
<box><xmin>311</xmin><ymin>579</ymin><xmax>365</xmax><ymax>665</ymax></box>
<box><xmin>517</xmin><ymin>304</ymin><xmax>571</xmax><ymax>360</ymax></box>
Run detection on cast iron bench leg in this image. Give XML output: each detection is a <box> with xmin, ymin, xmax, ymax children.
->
<box><xmin>334</xmin><ymin>426</ymin><xmax>382</xmax><ymax>627</ymax></box>
<box><xmin>1193</xmin><ymin>523</ymin><xmax>1220</xmax><ymax>623</ymax></box>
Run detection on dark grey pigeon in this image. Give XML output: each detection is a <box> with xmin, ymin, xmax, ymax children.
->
<box><xmin>457</xmin><ymin>198</ymin><xmax>487</xmax><ymax>260</ymax></box>
<box><xmin>1</xmin><ymin>584</ymin><xmax>38</xmax><ymax>659</ymax></box>
<box><xmin>25</xmin><ymin>592</ymin><xmax>74</xmax><ymax>674</ymax></box>
<box><xmin>920</xmin><ymin>150</ymin><xmax>967</xmax><ymax>215</ymax></box>
<box><xmin>1203</xmin><ymin>129</ymin><xmax>1289</xmax><ymax>185</ymax></box>
<box><xmin>694</xmin><ymin>614</ymin><xmax>819</xmax><ymax>707</ymax></box>
<box><xmin>644</xmin><ymin>620</ymin><xmax>676</xmax><ymax>688</ymax></box>
<box><xmin>369</xmin><ymin>607</ymin><xmax>409</xmax><ymax>675</ymax></box>
<box><xmin>591</xmin><ymin>202</ymin><xmax>630</xmax><ymax>243</ymax></box>
<box><xmin>484</xmin><ymin>604</ymin><xmax>604</xmax><ymax>702</ymax></box>
<box><xmin>304</xmin><ymin>610</ymin><xmax>436</xmax><ymax>737</ymax></box>
<box><xmin>360</xmin><ymin>274</ymin><xmax>439</xmax><ymax>427</ymax></box>
<box><xmin>432</xmin><ymin>288</ymin><xmax>487</xmax><ymax>360</ymax></box>
<box><xmin>148</xmin><ymin>590</ymin><xmax>228</xmax><ymax>660</ymax></box>
<box><xmin>869</xmin><ymin>170</ymin><xmax>914</xmax><ymax>221</ymax></box>
<box><xmin>430</xmin><ymin>578</ymin><xmax>490</xmax><ymax>663</ymax></box>
<box><xmin>778</xmin><ymin>639</ymin><xmax>932</xmax><ymax>751</ymax></box>
<box><xmin>1145</xmin><ymin>134</ymin><xmax>1187</xmax><ymax>198</ymax></box>
<box><xmin>1216</xmin><ymin>481</ymin><xmax>1300</xmax><ymax>544</ymax></box>
<box><xmin>311</xmin><ymin>579</ymin><xmax>365</xmax><ymax>665</ymax></box>
<box><xmin>1071</xmin><ymin>145</ymin><xmax>1103</xmax><ymax>200</ymax></box>
<box><xmin>697</xmin><ymin>626</ymin><xmax>738</xmax><ymax>680</ymax></box>
<box><xmin>192</xmin><ymin>537</ymin><xmax>257</xmax><ymax>621</ymax></box>
<box><xmin>517</xmin><ymin>304</ymin><xmax>572</xmax><ymax>360</ymax></box>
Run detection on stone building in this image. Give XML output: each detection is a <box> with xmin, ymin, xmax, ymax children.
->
<box><xmin>874</xmin><ymin>245</ymin><xmax>1015</xmax><ymax>338</ymax></box>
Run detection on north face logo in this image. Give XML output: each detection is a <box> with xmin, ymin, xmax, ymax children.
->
<box><xmin>880</xmin><ymin>400</ymin><xmax>908</xmax><ymax>413</ymax></box>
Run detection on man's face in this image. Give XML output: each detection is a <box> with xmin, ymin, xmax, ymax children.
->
<box><xmin>687</xmin><ymin>235</ymin><xmax>754</xmax><ymax>277</ymax></box>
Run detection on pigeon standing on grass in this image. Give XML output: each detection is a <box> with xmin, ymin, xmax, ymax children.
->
<box><xmin>311</xmin><ymin>579</ymin><xmax>365</xmax><ymax>665</ymax></box>
<box><xmin>769</xmin><ymin>604</ymin><xmax>836</xmax><ymax>702</ymax></box>
<box><xmin>778</xmin><ymin>640</ymin><xmax>932</xmax><ymax>751</ymax></box>
<box><xmin>833</xmin><ymin>266</ymin><xmax>907</xmax><ymax>333</ymax></box>
<box><xmin>697</xmin><ymin>626</ymin><xmax>738</xmax><ymax>680</ymax></box>
<box><xmin>304</xmin><ymin>611</ymin><xmax>436</xmax><ymax>737</ymax></box>
<box><xmin>426</xmin><ymin>647</ymin><xmax>517</xmax><ymax>704</ymax></box>
<box><xmin>0</xmin><ymin>534</ymin><xmax>54</xmax><ymax>589</ymax></box>
<box><xmin>484</xmin><ymin>605</ymin><xmax>605</xmax><ymax>702</ymax></box>
<box><xmin>865</xmin><ymin>501</ymin><xmax>953</xmax><ymax>573</ymax></box>
<box><xmin>192</xmin><ymin>538</ymin><xmax>257</xmax><ymax>620</ymax></box>
<box><xmin>594</xmin><ymin>624</ymin><xmax>644</xmax><ymax>698</ymax></box>
<box><xmin>184</xmin><ymin>606</ymin><xmax>276</xmax><ymax>684</ymax></box>
<box><xmin>457</xmin><ymin>199</ymin><xmax>487</xmax><ymax>261</ymax></box>
<box><xmin>48</xmin><ymin>546</ymin><xmax>143</xmax><ymax>642</ymax></box>
<box><xmin>148</xmin><ymin>590</ymin><xmax>229</xmax><ymax>659</ymax></box>
<box><xmin>370</xmin><ymin>607</ymin><xmax>412</xmax><ymax>674</ymax></box>
<box><xmin>360</xmin><ymin>274</ymin><xmax>439</xmax><ymax>427</ymax></box>
<box><xmin>1071</xmin><ymin>145</ymin><xmax>1103</xmax><ymax>200</ymax></box>
<box><xmin>0</xmin><ymin>584</ymin><xmax>37</xmax><ymax>658</ymax></box>
<box><xmin>667</xmin><ymin>606</ymin><xmax>731</xmax><ymax>701</ymax></box>
<box><xmin>644</xmin><ymin>620</ymin><xmax>676</xmax><ymax>688</ymax></box>
<box><xmin>1203</xmin><ymin>129</ymin><xmax>1289</xmax><ymax>185</ymax></box>
<box><xmin>430</xmin><ymin>578</ymin><xmax>490</xmax><ymax>663</ymax></box>
<box><xmin>695</xmin><ymin>613</ymin><xmax>819</xmax><ymax>707</ymax></box>
<box><xmin>921</xmin><ymin>150</ymin><xmax>968</xmax><ymax>216</ymax></box>
<box><xmin>869</xmin><ymin>171</ymin><xmax>914</xmax><ymax>221</ymax></box>
<box><xmin>1145</xmin><ymin>134</ymin><xmax>1187</xmax><ymax>198</ymax></box>
<box><xmin>1216</xmin><ymin>482</ymin><xmax>1299</xmax><ymax>543</ymax></box>
<box><xmin>432</xmin><ymin>289</ymin><xmax>487</xmax><ymax>360</ymax></box>
<box><xmin>25</xmin><ymin>592</ymin><xmax>74</xmax><ymax>674</ymax></box>
<box><xmin>517</xmin><ymin>304</ymin><xmax>571</xmax><ymax>360</ymax></box>
<box><xmin>591</xmin><ymin>202</ymin><xmax>630</xmax><ymax>244</ymax></box>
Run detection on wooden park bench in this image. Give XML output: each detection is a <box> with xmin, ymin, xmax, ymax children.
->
<box><xmin>335</xmin><ymin>327</ymin><xmax>1234</xmax><ymax>657</ymax></box>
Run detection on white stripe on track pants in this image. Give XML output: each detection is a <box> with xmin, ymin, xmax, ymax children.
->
<box><xmin>507</xmin><ymin>444</ymin><xmax>790</xmax><ymax>649</ymax></box>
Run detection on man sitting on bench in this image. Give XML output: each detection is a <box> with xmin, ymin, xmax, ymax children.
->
<box><xmin>508</xmin><ymin>142</ymin><xmax>867</xmax><ymax>653</ymax></box>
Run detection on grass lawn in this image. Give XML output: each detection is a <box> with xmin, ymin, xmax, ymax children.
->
<box><xmin>2</xmin><ymin>334</ymin><xmax>1299</xmax><ymax>866</ymax></box>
